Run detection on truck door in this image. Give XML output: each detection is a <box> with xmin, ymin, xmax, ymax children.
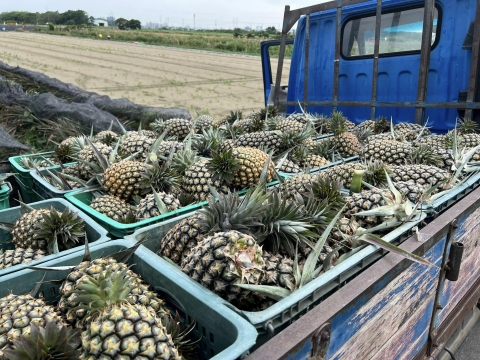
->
<box><xmin>260</xmin><ymin>39</ymin><xmax>294</xmax><ymax>113</ymax></box>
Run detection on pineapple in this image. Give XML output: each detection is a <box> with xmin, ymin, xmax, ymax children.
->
<box><xmin>394</xmin><ymin>122</ymin><xmax>431</xmax><ymax>141</ymax></box>
<box><xmin>90</xmin><ymin>194</ymin><xmax>134</xmax><ymax>222</ymax></box>
<box><xmin>136</xmin><ymin>192</ymin><xmax>181</xmax><ymax>219</ymax></box>
<box><xmin>157</xmin><ymin>140</ymin><xmax>184</xmax><ymax>160</ymax></box>
<box><xmin>413</xmin><ymin>135</ymin><xmax>447</xmax><ymax>149</ymax></box>
<box><xmin>275</xmin><ymin>118</ymin><xmax>306</xmax><ymax>132</ymax></box>
<box><xmin>446</xmin><ymin>132</ymin><xmax>480</xmax><ymax>148</ymax></box>
<box><xmin>361</xmin><ymin>139</ymin><xmax>413</xmax><ymax>165</ymax></box>
<box><xmin>2</xmin><ymin>321</ymin><xmax>81</xmax><ymax>360</ymax></box>
<box><xmin>9</xmin><ymin>206</ymin><xmax>85</xmax><ymax>252</ymax></box>
<box><xmin>277</xmin><ymin>173</ymin><xmax>322</xmax><ymax>199</ymax></box>
<box><xmin>65</xmin><ymin>268</ymin><xmax>180</xmax><ymax>359</ymax></box>
<box><xmin>0</xmin><ymin>248</ymin><xmax>47</xmax><ymax>270</ymax></box>
<box><xmin>387</xmin><ymin>164</ymin><xmax>451</xmax><ymax>190</ymax></box>
<box><xmin>286</xmin><ymin>112</ymin><xmax>311</xmax><ymax>124</ymax></box>
<box><xmin>194</xmin><ymin>114</ymin><xmax>215</xmax><ymax>132</ymax></box>
<box><xmin>77</xmin><ymin>142</ymin><xmax>117</xmax><ymax>178</ymax></box>
<box><xmin>125</xmin><ymin>129</ymin><xmax>157</xmax><ymax>139</ymax></box>
<box><xmin>324</xmin><ymin>162</ymin><xmax>367</xmax><ymax>188</ymax></box>
<box><xmin>93</xmin><ymin>130</ymin><xmax>120</xmax><ymax>146</ymax></box>
<box><xmin>102</xmin><ymin>160</ymin><xmax>180</xmax><ymax>201</ymax></box>
<box><xmin>158</xmin><ymin>213</ymin><xmax>206</xmax><ymax>264</ymax></box>
<box><xmin>394</xmin><ymin>181</ymin><xmax>427</xmax><ymax>203</ymax></box>
<box><xmin>330</xmin><ymin>111</ymin><xmax>361</xmax><ymax>157</ymax></box>
<box><xmin>290</xmin><ymin>145</ymin><xmax>330</xmax><ymax>169</ymax></box>
<box><xmin>366</xmin><ymin>133</ymin><xmax>395</xmax><ymax>143</ymax></box>
<box><xmin>152</xmin><ymin>118</ymin><xmax>192</xmax><ymax>140</ymax></box>
<box><xmin>182</xmin><ymin>159</ymin><xmax>229</xmax><ymax>201</ymax></box>
<box><xmin>58</xmin><ymin>258</ymin><xmax>168</xmax><ymax>328</ymax></box>
<box><xmin>0</xmin><ymin>294</ymin><xmax>66</xmax><ymax>354</ymax></box>
<box><xmin>343</xmin><ymin>188</ymin><xmax>387</xmax><ymax>228</ymax></box>
<box><xmin>119</xmin><ymin>134</ymin><xmax>155</xmax><ymax>160</ymax></box>
<box><xmin>180</xmin><ymin>230</ymin><xmax>266</xmax><ymax>309</ymax></box>
<box><xmin>232</xmin><ymin>131</ymin><xmax>281</xmax><ymax>152</ymax></box>
<box><xmin>277</xmin><ymin>159</ymin><xmax>301</xmax><ymax>173</ymax></box>
<box><xmin>208</xmin><ymin>147</ymin><xmax>275</xmax><ymax>189</ymax></box>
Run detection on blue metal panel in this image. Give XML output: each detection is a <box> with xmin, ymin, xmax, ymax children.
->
<box><xmin>286</xmin><ymin>0</ymin><xmax>476</xmax><ymax>133</ymax></box>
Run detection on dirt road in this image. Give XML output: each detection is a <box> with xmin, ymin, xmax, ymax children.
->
<box><xmin>0</xmin><ymin>32</ymin><xmax>290</xmax><ymax>118</ymax></box>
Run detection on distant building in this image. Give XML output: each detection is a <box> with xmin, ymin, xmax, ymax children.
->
<box><xmin>94</xmin><ymin>18</ymin><xmax>108</xmax><ymax>27</ymax></box>
<box><xmin>244</xmin><ymin>26</ymin><xmax>251</xmax><ymax>31</ymax></box>
<box><xmin>107</xmin><ymin>16</ymin><xmax>116</xmax><ymax>27</ymax></box>
<box><xmin>256</xmin><ymin>26</ymin><xmax>263</xmax><ymax>31</ymax></box>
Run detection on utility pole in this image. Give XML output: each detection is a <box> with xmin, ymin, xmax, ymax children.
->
<box><xmin>193</xmin><ymin>14</ymin><xmax>195</xmax><ymax>30</ymax></box>
<box><xmin>215</xmin><ymin>20</ymin><xmax>217</xmax><ymax>30</ymax></box>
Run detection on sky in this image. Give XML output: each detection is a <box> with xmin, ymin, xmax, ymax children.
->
<box><xmin>2</xmin><ymin>0</ymin><xmax>325</xmax><ymax>29</ymax></box>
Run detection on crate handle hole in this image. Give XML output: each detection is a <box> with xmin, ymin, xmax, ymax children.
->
<box><xmin>202</xmin><ymin>326</ymin><xmax>206</xmax><ymax>337</ymax></box>
<box><xmin>50</xmin><ymin>287</ymin><xmax>56</xmax><ymax>296</ymax></box>
<box><xmin>210</xmin><ymin>332</ymin><xmax>214</xmax><ymax>344</ymax></box>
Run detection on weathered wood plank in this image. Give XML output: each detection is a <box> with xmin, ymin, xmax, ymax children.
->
<box><xmin>328</xmin><ymin>239</ymin><xmax>444</xmax><ymax>360</ymax></box>
<box><xmin>437</xmin><ymin>207</ymin><xmax>480</xmax><ymax>326</ymax></box>
<box><xmin>370</xmin><ymin>293</ymin><xmax>435</xmax><ymax>360</ymax></box>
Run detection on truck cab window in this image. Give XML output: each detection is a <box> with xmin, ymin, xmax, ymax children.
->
<box><xmin>342</xmin><ymin>6</ymin><xmax>439</xmax><ymax>58</ymax></box>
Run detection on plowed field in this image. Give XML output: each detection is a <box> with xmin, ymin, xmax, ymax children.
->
<box><xmin>0</xmin><ymin>32</ymin><xmax>290</xmax><ymax>117</ymax></box>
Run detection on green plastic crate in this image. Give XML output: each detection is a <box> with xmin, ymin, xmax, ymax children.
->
<box><xmin>64</xmin><ymin>180</ymin><xmax>280</xmax><ymax>239</ymax></box>
<box><xmin>9</xmin><ymin>152</ymin><xmax>58</xmax><ymax>203</ymax></box>
<box><xmin>125</xmin><ymin>212</ymin><xmax>426</xmax><ymax>349</ymax></box>
<box><xmin>0</xmin><ymin>198</ymin><xmax>109</xmax><ymax>278</ymax></box>
<box><xmin>0</xmin><ymin>240</ymin><xmax>257</xmax><ymax>359</ymax></box>
<box><xmin>30</xmin><ymin>165</ymin><xmax>83</xmax><ymax>200</ymax></box>
<box><xmin>0</xmin><ymin>182</ymin><xmax>11</xmax><ymax>209</ymax></box>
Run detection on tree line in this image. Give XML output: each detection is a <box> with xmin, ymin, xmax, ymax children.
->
<box><xmin>0</xmin><ymin>10</ymin><xmax>142</xmax><ymax>30</ymax></box>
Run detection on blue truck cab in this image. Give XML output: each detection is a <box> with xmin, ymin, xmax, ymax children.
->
<box><xmin>261</xmin><ymin>0</ymin><xmax>479</xmax><ymax>133</ymax></box>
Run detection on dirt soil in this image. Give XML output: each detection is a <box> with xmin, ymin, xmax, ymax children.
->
<box><xmin>0</xmin><ymin>32</ymin><xmax>290</xmax><ymax>118</ymax></box>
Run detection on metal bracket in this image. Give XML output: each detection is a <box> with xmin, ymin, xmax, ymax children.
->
<box><xmin>310</xmin><ymin>322</ymin><xmax>331</xmax><ymax>359</ymax></box>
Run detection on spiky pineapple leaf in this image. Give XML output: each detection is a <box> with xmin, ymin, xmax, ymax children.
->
<box><xmin>357</xmin><ymin>233</ymin><xmax>439</xmax><ymax>268</ymax></box>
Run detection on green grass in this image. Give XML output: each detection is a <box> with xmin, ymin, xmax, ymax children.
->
<box><xmin>38</xmin><ymin>28</ymin><xmax>294</xmax><ymax>57</ymax></box>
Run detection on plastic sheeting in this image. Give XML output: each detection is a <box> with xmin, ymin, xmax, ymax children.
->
<box><xmin>0</xmin><ymin>60</ymin><xmax>192</xmax><ymax>123</ymax></box>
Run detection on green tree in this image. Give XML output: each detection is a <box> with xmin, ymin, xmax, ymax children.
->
<box><xmin>115</xmin><ymin>17</ymin><xmax>128</xmax><ymax>30</ymax></box>
<box><xmin>266</xmin><ymin>26</ymin><xmax>277</xmax><ymax>34</ymax></box>
<box><xmin>127</xmin><ymin>19</ymin><xmax>141</xmax><ymax>30</ymax></box>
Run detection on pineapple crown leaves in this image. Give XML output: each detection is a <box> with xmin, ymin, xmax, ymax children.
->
<box><xmin>192</xmin><ymin>127</ymin><xmax>225</xmax><ymax>156</ymax></box>
<box><xmin>330</xmin><ymin>110</ymin><xmax>349</xmax><ymax>135</ymax></box>
<box><xmin>160</xmin><ymin>312</ymin><xmax>200</xmax><ymax>360</ymax></box>
<box><xmin>208</xmin><ymin>148</ymin><xmax>241</xmax><ymax>183</ymax></box>
<box><xmin>151</xmin><ymin>186</ymin><xmax>169</xmax><ymax>215</ymax></box>
<box><xmin>409</xmin><ymin>144</ymin><xmax>442</xmax><ymax>166</ymax></box>
<box><xmin>303</xmin><ymin>176</ymin><xmax>345</xmax><ymax>208</ymax></box>
<box><xmin>2</xmin><ymin>321</ymin><xmax>82</xmax><ymax>360</ymax></box>
<box><xmin>68</xmin><ymin>267</ymin><xmax>135</xmax><ymax>322</ymax></box>
<box><xmin>356</xmin><ymin>233</ymin><xmax>439</xmax><ymax>269</ymax></box>
<box><xmin>34</xmin><ymin>207</ymin><xmax>86</xmax><ymax>254</ymax></box>
<box><xmin>199</xmin><ymin>185</ymin><xmax>268</xmax><ymax>235</ymax></box>
<box><xmin>255</xmin><ymin>190</ymin><xmax>319</xmax><ymax>256</ymax></box>
<box><xmin>279</xmin><ymin>126</ymin><xmax>316</xmax><ymax>152</ymax></box>
<box><xmin>457</xmin><ymin>116</ymin><xmax>479</xmax><ymax>134</ymax></box>
<box><xmin>171</xmin><ymin>148</ymin><xmax>199</xmax><ymax>176</ymax></box>
<box><xmin>373</xmin><ymin>116</ymin><xmax>389</xmax><ymax>134</ymax></box>
<box><xmin>141</xmin><ymin>160</ymin><xmax>182</xmax><ymax>195</ymax></box>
